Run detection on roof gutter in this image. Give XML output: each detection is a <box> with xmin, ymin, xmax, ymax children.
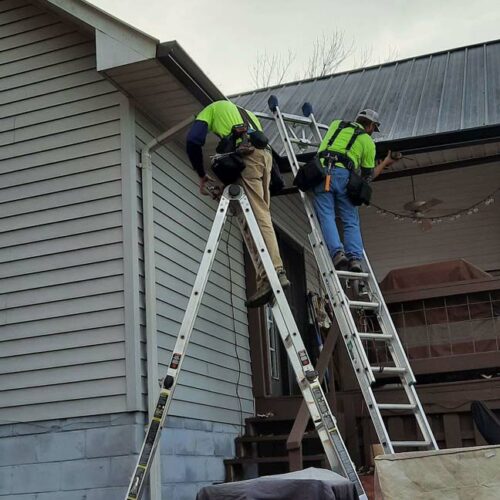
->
<box><xmin>375</xmin><ymin>124</ymin><xmax>500</xmax><ymax>158</ymax></box>
<box><xmin>157</xmin><ymin>41</ymin><xmax>226</xmax><ymax>105</ymax></box>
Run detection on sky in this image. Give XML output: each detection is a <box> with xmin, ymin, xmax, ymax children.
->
<box><xmin>88</xmin><ymin>0</ymin><xmax>500</xmax><ymax>95</ymax></box>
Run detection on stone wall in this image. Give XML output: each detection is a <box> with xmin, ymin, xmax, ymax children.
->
<box><xmin>0</xmin><ymin>413</ymin><xmax>239</xmax><ymax>500</ymax></box>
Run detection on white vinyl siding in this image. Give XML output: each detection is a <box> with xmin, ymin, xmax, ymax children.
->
<box><xmin>0</xmin><ymin>1</ymin><xmax>129</xmax><ymax>421</ymax></box>
<box><xmin>135</xmin><ymin>114</ymin><xmax>254</xmax><ymax>426</ymax></box>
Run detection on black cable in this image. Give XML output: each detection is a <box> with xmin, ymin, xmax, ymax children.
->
<box><xmin>225</xmin><ymin>214</ymin><xmax>244</xmax><ymax>433</ymax></box>
<box><xmin>410</xmin><ymin>175</ymin><xmax>416</xmax><ymax>202</ymax></box>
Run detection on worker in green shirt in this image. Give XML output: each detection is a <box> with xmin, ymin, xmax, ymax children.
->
<box><xmin>186</xmin><ymin>100</ymin><xmax>290</xmax><ymax>308</ymax></box>
<box><xmin>313</xmin><ymin>109</ymin><xmax>395</xmax><ymax>272</ymax></box>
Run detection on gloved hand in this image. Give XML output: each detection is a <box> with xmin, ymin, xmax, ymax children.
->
<box><xmin>384</xmin><ymin>150</ymin><xmax>397</xmax><ymax>166</ymax></box>
<box><xmin>199</xmin><ymin>174</ymin><xmax>215</xmax><ymax>196</ymax></box>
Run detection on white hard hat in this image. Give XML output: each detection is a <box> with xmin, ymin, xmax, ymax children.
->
<box><xmin>357</xmin><ymin>109</ymin><xmax>380</xmax><ymax>132</ymax></box>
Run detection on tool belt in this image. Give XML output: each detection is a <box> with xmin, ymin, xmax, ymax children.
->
<box><xmin>320</xmin><ymin>151</ymin><xmax>372</xmax><ymax>206</ymax></box>
<box><xmin>212</xmin><ymin>107</ymin><xmax>271</xmax><ymax>186</ymax></box>
<box><xmin>293</xmin><ymin>155</ymin><xmax>325</xmax><ymax>192</ymax></box>
<box><xmin>212</xmin><ymin>130</ymin><xmax>246</xmax><ymax>185</ymax></box>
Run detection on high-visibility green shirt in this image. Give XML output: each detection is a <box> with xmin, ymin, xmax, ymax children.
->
<box><xmin>196</xmin><ymin>100</ymin><xmax>263</xmax><ymax>138</ymax></box>
<box><xmin>318</xmin><ymin>120</ymin><xmax>376</xmax><ymax>170</ymax></box>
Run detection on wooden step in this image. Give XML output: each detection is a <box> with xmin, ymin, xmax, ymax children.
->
<box><xmin>237</xmin><ymin>431</ymin><xmax>317</xmax><ymax>443</ymax></box>
<box><xmin>235</xmin><ymin>432</ymin><xmax>319</xmax><ymax>457</ymax></box>
<box><xmin>244</xmin><ymin>416</ymin><xmax>316</xmax><ymax>436</ymax></box>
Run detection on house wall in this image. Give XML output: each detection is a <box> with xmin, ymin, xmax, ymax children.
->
<box><xmin>135</xmin><ymin>114</ymin><xmax>254</xmax><ymax>496</ymax></box>
<box><xmin>134</xmin><ymin>113</ymin><xmax>255</xmax><ymax>426</ymax></box>
<box><xmin>363</xmin><ymin>163</ymin><xmax>500</xmax><ymax>279</ymax></box>
<box><xmin>0</xmin><ymin>0</ymin><xmax>134</xmax><ymax>425</ymax></box>
<box><xmin>272</xmin><ymin>164</ymin><xmax>500</xmax><ymax>285</ymax></box>
<box><xmin>0</xmin><ymin>2</ymin><xmax>144</xmax><ymax>498</ymax></box>
<box><xmin>1</xmin><ymin>1</ymin><xmax>255</xmax><ymax>496</ymax></box>
<box><xmin>0</xmin><ymin>413</ymin><xmax>143</xmax><ymax>500</ymax></box>
<box><xmin>0</xmin><ymin>411</ymin><xmax>239</xmax><ymax>500</ymax></box>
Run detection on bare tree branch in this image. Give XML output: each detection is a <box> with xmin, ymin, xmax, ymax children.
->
<box><xmin>382</xmin><ymin>45</ymin><xmax>400</xmax><ymax>63</ymax></box>
<box><xmin>250</xmin><ymin>50</ymin><xmax>295</xmax><ymax>89</ymax></box>
<box><xmin>249</xmin><ymin>31</ymin><xmax>399</xmax><ymax>88</ymax></box>
<box><xmin>352</xmin><ymin>44</ymin><xmax>401</xmax><ymax>68</ymax></box>
<box><xmin>303</xmin><ymin>32</ymin><xmax>354</xmax><ymax>79</ymax></box>
<box><xmin>352</xmin><ymin>46</ymin><xmax>374</xmax><ymax>69</ymax></box>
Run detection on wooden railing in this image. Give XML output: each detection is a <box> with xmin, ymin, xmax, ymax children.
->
<box><xmin>286</xmin><ymin>324</ymin><xmax>340</xmax><ymax>470</ymax></box>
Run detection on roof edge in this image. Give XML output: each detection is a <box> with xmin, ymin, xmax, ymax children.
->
<box><xmin>157</xmin><ymin>41</ymin><xmax>226</xmax><ymax>105</ymax></box>
<box><xmin>36</xmin><ymin>1</ymin><xmax>226</xmax><ymax>107</ymax></box>
<box><xmin>231</xmin><ymin>37</ymin><xmax>500</xmax><ymax>98</ymax></box>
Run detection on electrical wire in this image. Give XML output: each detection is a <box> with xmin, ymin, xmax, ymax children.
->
<box><xmin>224</xmin><ymin>214</ymin><xmax>244</xmax><ymax>434</ymax></box>
<box><xmin>371</xmin><ymin>187</ymin><xmax>499</xmax><ymax>222</ymax></box>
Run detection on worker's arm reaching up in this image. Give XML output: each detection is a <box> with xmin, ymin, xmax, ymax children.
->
<box><xmin>372</xmin><ymin>150</ymin><xmax>396</xmax><ymax>179</ymax></box>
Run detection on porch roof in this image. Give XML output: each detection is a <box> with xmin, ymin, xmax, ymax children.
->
<box><xmin>232</xmin><ymin>40</ymin><xmax>500</xmax><ymax>144</ymax></box>
<box><xmin>232</xmin><ymin>40</ymin><xmax>500</xmax><ymax>178</ymax></box>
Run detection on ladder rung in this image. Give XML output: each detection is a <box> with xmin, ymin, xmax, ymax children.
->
<box><xmin>370</xmin><ymin>366</ymin><xmax>407</xmax><ymax>375</ymax></box>
<box><xmin>358</xmin><ymin>332</ymin><xmax>393</xmax><ymax>341</ymax></box>
<box><xmin>391</xmin><ymin>440</ymin><xmax>431</xmax><ymax>448</ymax></box>
<box><xmin>349</xmin><ymin>300</ymin><xmax>379</xmax><ymax>310</ymax></box>
<box><xmin>377</xmin><ymin>403</ymin><xmax>416</xmax><ymax>411</ymax></box>
<box><xmin>336</xmin><ymin>270</ymin><xmax>370</xmax><ymax>279</ymax></box>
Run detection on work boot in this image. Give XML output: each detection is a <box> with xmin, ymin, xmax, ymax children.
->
<box><xmin>245</xmin><ymin>271</ymin><xmax>291</xmax><ymax>309</ymax></box>
<box><xmin>348</xmin><ymin>259</ymin><xmax>363</xmax><ymax>273</ymax></box>
<box><xmin>277</xmin><ymin>270</ymin><xmax>291</xmax><ymax>289</ymax></box>
<box><xmin>332</xmin><ymin>251</ymin><xmax>349</xmax><ymax>270</ymax></box>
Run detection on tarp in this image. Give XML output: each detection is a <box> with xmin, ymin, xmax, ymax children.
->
<box><xmin>196</xmin><ymin>467</ymin><xmax>358</xmax><ymax>500</ymax></box>
<box><xmin>375</xmin><ymin>445</ymin><xmax>500</xmax><ymax>499</ymax></box>
<box><xmin>380</xmin><ymin>259</ymin><xmax>491</xmax><ymax>292</ymax></box>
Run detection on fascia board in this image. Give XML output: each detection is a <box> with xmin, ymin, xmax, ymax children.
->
<box><xmin>38</xmin><ymin>0</ymin><xmax>157</xmax><ymax>66</ymax></box>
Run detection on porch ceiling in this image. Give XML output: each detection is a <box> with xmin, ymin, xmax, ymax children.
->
<box><xmin>104</xmin><ymin>58</ymin><xmax>202</xmax><ymax>130</ymax></box>
<box><xmin>102</xmin><ymin>42</ymin><xmax>225</xmax><ymax>133</ymax></box>
<box><xmin>273</xmin><ymin>139</ymin><xmax>500</xmax><ymax>181</ymax></box>
<box><xmin>380</xmin><ymin>139</ymin><xmax>500</xmax><ymax>179</ymax></box>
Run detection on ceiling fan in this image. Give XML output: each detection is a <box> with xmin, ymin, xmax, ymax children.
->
<box><xmin>402</xmin><ymin>177</ymin><xmax>443</xmax><ymax>231</ymax></box>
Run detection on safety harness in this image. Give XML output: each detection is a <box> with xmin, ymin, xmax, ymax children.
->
<box><xmin>319</xmin><ymin>121</ymin><xmax>366</xmax><ymax>172</ymax></box>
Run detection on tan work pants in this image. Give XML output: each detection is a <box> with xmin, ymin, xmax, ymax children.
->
<box><xmin>237</xmin><ymin>148</ymin><xmax>284</xmax><ymax>288</ymax></box>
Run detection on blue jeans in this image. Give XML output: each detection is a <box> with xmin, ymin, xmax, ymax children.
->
<box><xmin>312</xmin><ymin>167</ymin><xmax>363</xmax><ymax>260</ymax></box>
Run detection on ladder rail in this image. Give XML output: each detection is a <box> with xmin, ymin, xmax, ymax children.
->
<box><xmin>238</xmin><ymin>188</ymin><xmax>366</xmax><ymax>498</ymax></box>
<box><xmin>362</xmin><ymin>251</ymin><xmax>438</xmax><ymax>449</ymax></box>
<box><xmin>257</xmin><ymin>97</ymin><xmax>438</xmax><ymax>454</ymax></box>
<box><xmin>268</xmin><ymin>102</ymin><xmax>378</xmax><ymax>386</ymax></box>
<box><xmin>310</xmin><ymin>232</ymin><xmax>394</xmax><ymax>453</ymax></box>
<box><xmin>125</xmin><ymin>185</ymin><xmax>368</xmax><ymax>500</ymax></box>
<box><xmin>264</xmin><ymin>102</ymin><xmax>396</xmax><ymax>453</ymax></box>
<box><xmin>124</xmin><ymin>195</ymin><xmax>231</xmax><ymax>500</ymax></box>
<box><xmin>254</xmin><ymin>110</ymin><xmax>330</xmax><ymax>131</ymax></box>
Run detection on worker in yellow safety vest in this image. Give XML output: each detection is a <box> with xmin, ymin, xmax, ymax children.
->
<box><xmin>186</xmin><ymin>100</ymin><xmax>290</xmax><ymax>308</ymax></box>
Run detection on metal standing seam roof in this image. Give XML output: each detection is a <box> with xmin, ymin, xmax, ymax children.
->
<box><xmin>231</xmin><ymin>39</ymin><xmax>500</xmax><ymax>143</ymax></box>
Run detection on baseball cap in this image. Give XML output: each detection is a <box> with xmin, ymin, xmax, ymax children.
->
<box><xmin>356</xmin><ymin>109</ymin><xmax>380</xmax><ymax>132</ymax></box>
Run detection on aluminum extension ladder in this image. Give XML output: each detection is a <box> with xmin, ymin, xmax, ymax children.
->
<box><xmin>125</xmin><ymin>183</ymin><xmax>368</xmax><ymax>500</ymax></box>
<box><xmin>253</xmin><ymin>95</ymin><xmax>438</xmax><ymax>456</ymax></box>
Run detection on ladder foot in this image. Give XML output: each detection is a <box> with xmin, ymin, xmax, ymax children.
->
<box><xmin>228</xmin><ymin>184</ymin><xmax>241</xmax><ymax>197</ymax></box>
